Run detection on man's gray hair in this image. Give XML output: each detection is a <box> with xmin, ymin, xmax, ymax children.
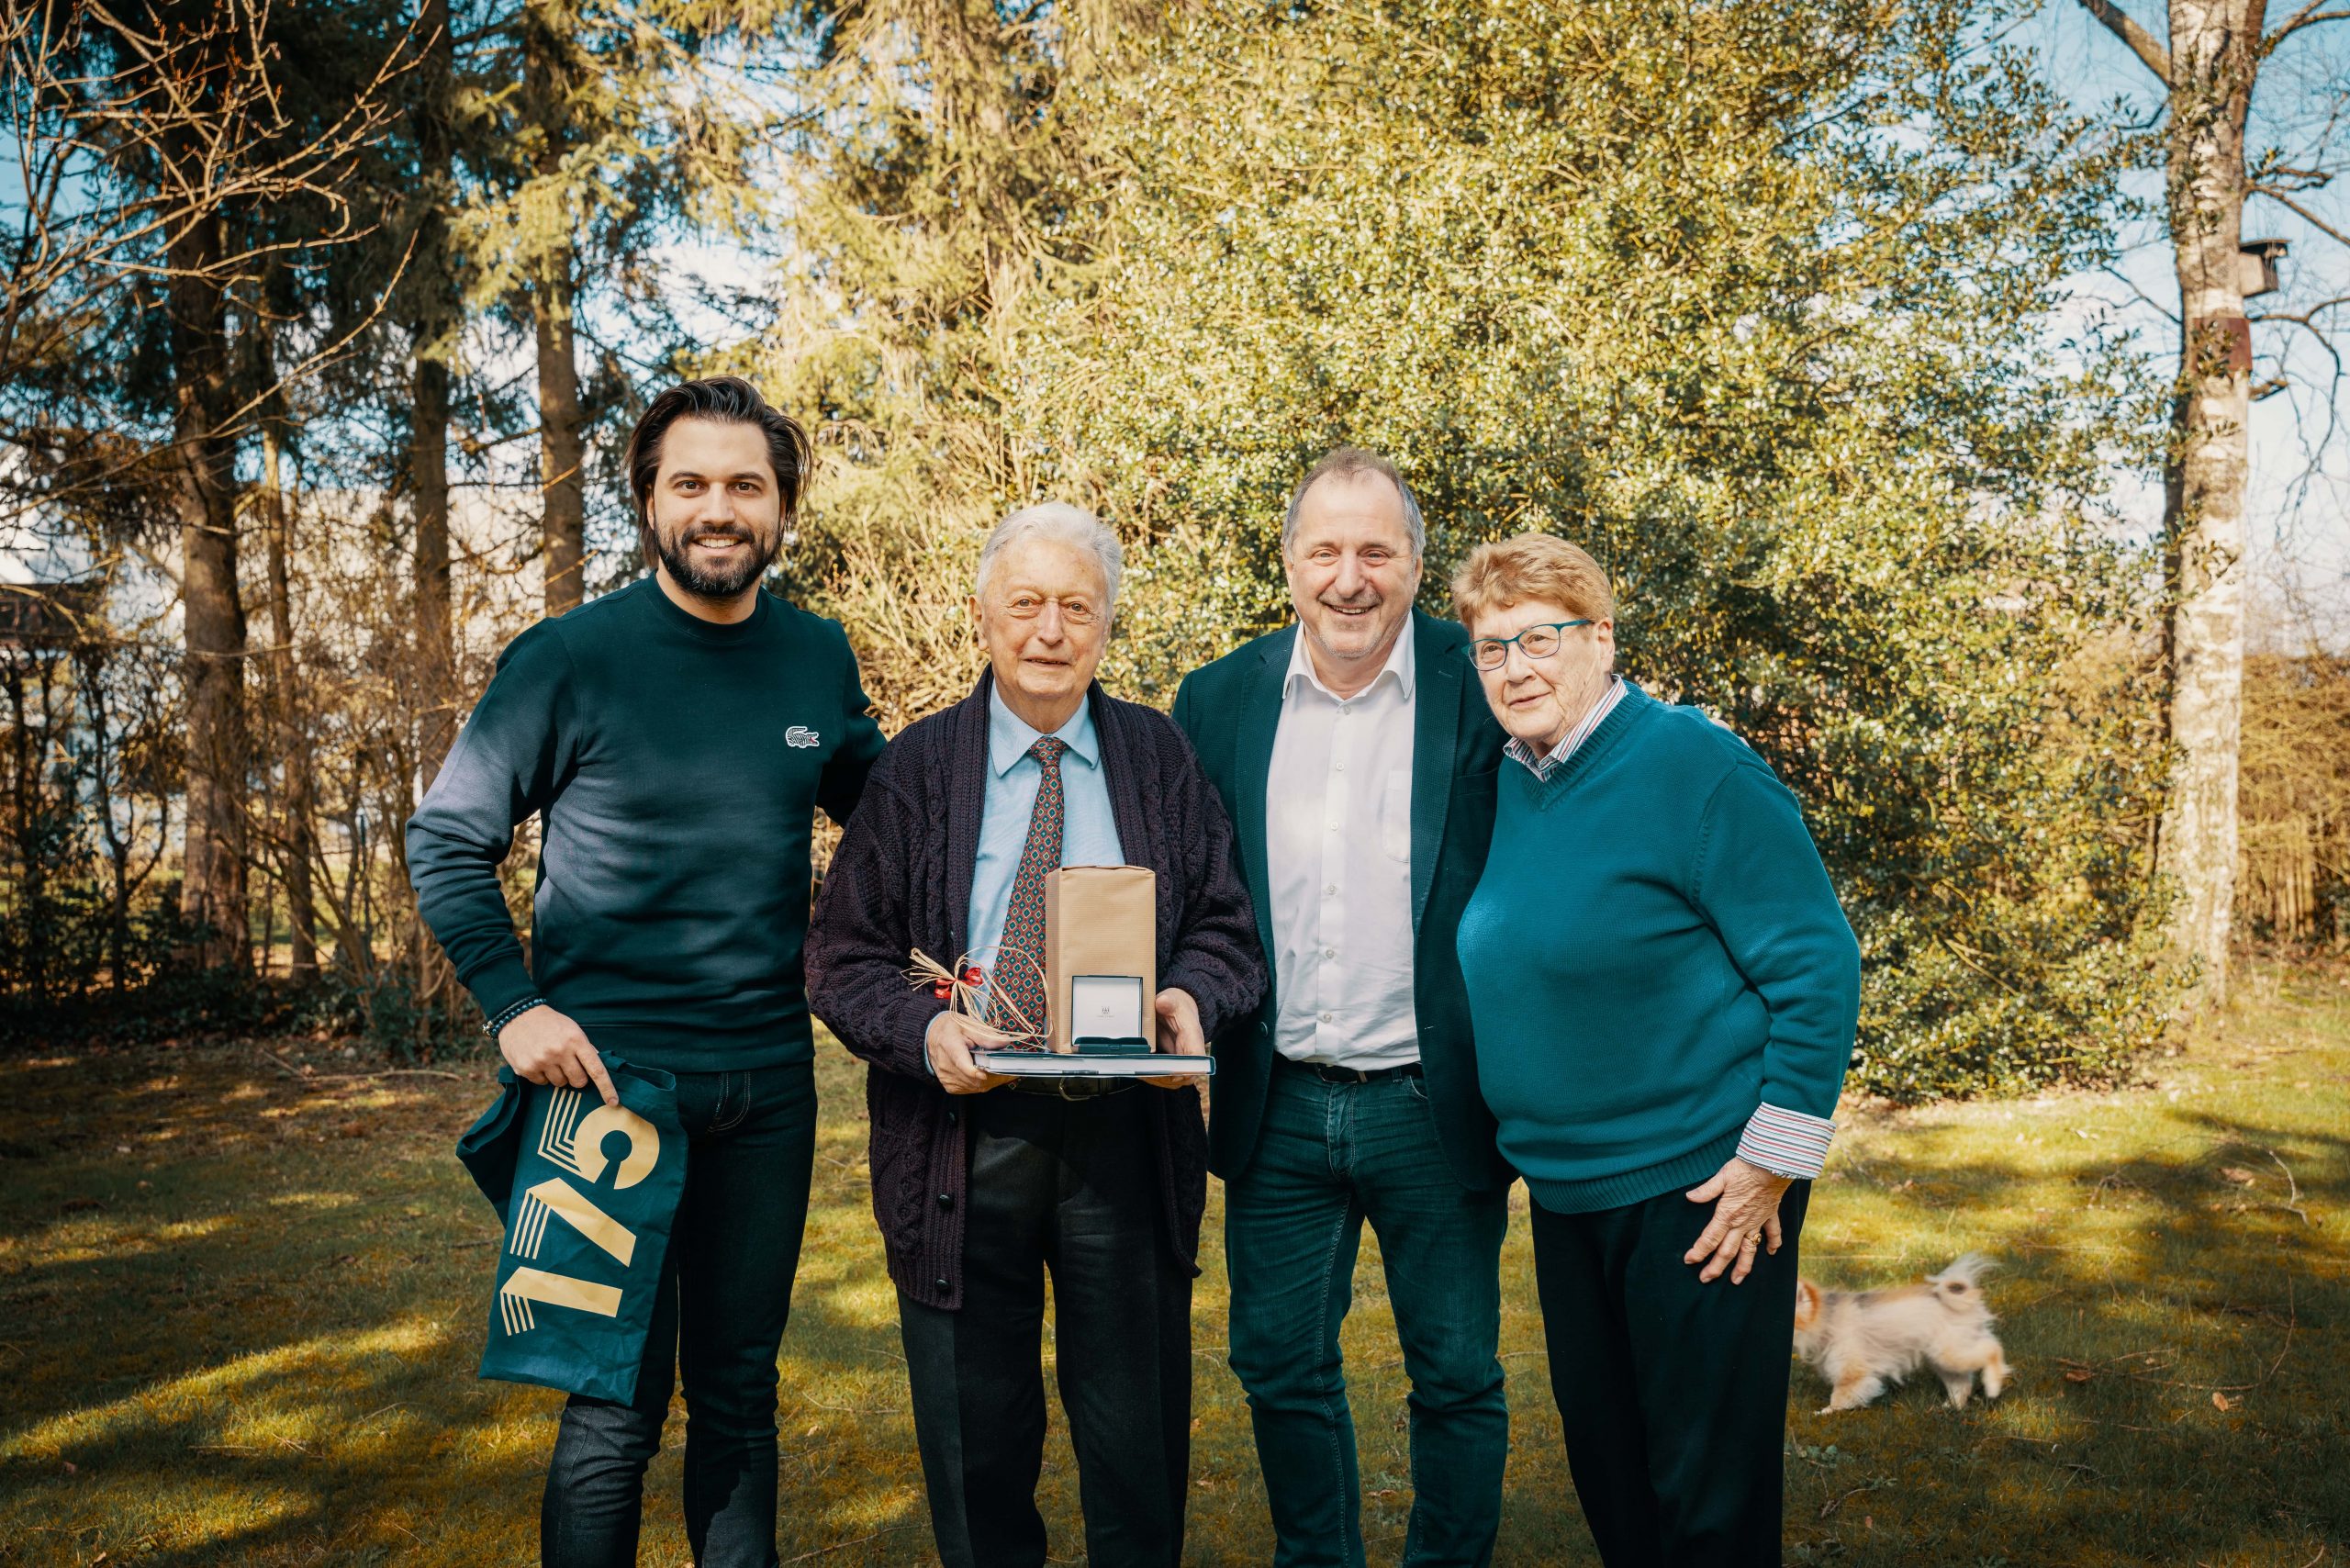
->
<box><xmin>974</xmin><ymin>501</ymin><xmax>1124</xmax><ymax>615</ymax></box>
<box><xmin>1282</xmin><ymin>446</ymin><xmax>1426</xmax><ymax>556</ymax></box>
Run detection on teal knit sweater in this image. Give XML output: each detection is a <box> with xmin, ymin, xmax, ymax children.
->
<box><xmin>1455</xmin><ymin>683</ymin><xmax>1859</xmax><ymax>1214</ymax></box>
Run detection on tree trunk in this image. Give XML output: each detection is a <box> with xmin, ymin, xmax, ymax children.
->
<box><xmin>2156</xmin><ymin>0</ymin><xmax>2262</xmax><ymax>1006</ymax></box>
<box><xmin>261</xmin><ymin>420</ymin><xmax>318</xmax><ymax>980</ymax></box>
<box><xmin>532</xmin><ymin>267</ymin><xmax>587</xmax><ymax>617</ymax></box>
<box><xmin>414</xmin><ymin>0</ymin><xmax>458</xmax><ymax>781</ymax></box>
<box><xmin>170</xmin><ymin>205</ymin><xmax>251</xmax><ymax>974</ymax></box>
<box><xmin>5</xmin><ymin>658</ymin><xmax>45</xmax><ymax>1004</ymax></box>
<box><xmin>526</xmin><ymin>1</ymin><xmax>588</xmax><ymax>617</ymax></box>
<box><xmin>78</xmin><ymin>650</ymin><xmax>132</xmax><ymax>997</ymax></box>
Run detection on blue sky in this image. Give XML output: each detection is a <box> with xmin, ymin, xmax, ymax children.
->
<box><xmin>2016</xmin><ymin>0</ymin><xmax>2350</xmax><ymax>644</ymax></box>
<box><xmin>5</xmin><ymin>2</ymin><xmax>2342</xmax><ymax>641</ymax></box>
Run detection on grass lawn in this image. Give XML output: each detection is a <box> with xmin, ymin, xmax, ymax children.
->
<box><xmin>4</xmin><ymin>960</ymin><xmax>2347</xmax><ymax>1566</ymax></box>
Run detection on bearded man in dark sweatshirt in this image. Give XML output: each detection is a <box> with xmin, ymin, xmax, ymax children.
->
<box><xmin>408</xmin><ymin>376</ymin><xmax>885</xmax><ymax>1568</ymax></box>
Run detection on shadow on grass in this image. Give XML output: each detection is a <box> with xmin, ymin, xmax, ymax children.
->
<box><xmin>6</xmin><ymin>982</ymin><xmax>2349</xmax><ymax>1567</ymax></box>
<box><xmin>0</xmin><ymin>1044</ymin><xmax>931</xmax><ymax>1567</ymax></box>
<box><xmin>1766</xmin><ymin>1058</ymin><xmax>2350</xmax><ymax>1566</ymax></box>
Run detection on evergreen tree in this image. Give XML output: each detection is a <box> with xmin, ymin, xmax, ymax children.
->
<box><xmin>745</xmin><ymin>0</ymin><xmax>1144</xmax><ymax>723</ymax></box>
<box><xmin>772</xmin><ymin>0</ymin><xmax>2182</xmax><ymax>1095</ymax></box>
<box><xmin>461</xmin><ymin>0</ymin><xmax>795</xmax><ymax>614</ymax></box>
<box><xmin>5</xmin><ymin>0</ymin><xmax>419</xmax><ymax>973</ymax></box>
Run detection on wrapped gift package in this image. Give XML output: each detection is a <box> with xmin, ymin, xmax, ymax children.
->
<box><xmin>1043</xmin><ymin>864</ymin><xmax>1157</xmax><ymax>1054</ymax></box>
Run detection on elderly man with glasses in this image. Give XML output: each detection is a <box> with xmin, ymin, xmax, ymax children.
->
<box><xmin>807</xmin><ymin>502</ymin><xmax>1265</xmax><ymax>1568</ymax></box>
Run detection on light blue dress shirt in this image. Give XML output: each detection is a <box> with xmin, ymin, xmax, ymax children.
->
<box><xmin>966</xmin><ymin>687</ymin><xmax>1126</xmax><ymax>1001</ymax></box>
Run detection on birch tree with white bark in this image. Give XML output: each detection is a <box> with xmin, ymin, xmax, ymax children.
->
<box><xmin>2072</xmin><ymin>0</ymin><xmax>2350</xmax><ymax>1005</ymax></box>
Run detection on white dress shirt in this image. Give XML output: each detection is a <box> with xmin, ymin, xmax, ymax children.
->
<box><xmin>1264</xmin><ymin>626</ymin><xmax>1421</xmax><ymax>1069</ymax></box>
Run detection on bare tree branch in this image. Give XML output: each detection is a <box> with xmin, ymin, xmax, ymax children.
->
<box><xmin>2101</xmin><ymin>260</ymin><xmax>2186</xmax><ymax>324</ymax></box>
<box><xmin>2266</xmin><ymin>0</ymin><xmax>2350</xmax><ymax>44</ymax></box>
<box><xmin>2074</xmin><ymin>0</ymin><xmax>2174</xmax><ymax>84</ymax></box>
<box><xmin>2254</xmin><ymin>186</ymin><xmax>2350</xmax><ymax>248</ymax></box>
<box><xmin>2251</xmin><ymin>294</ymin><xmax>2350</xmax><ymax>325</ymax></box>
<box><xmin>2245</xmin><ymin>160</ymin><xmax>2333</xmax><ymax>192</ymax></box>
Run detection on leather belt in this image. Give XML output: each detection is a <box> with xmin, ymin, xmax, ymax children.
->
<box><xmin>1279</xmin><ymin>1057</ymin><xmax>1424</xmax><ymax>1085</ymax></box>
<box><xmin>1006</xmin><ymin>1075</ymin><xmax>1136</xmax><ymax>1100</ymax></box>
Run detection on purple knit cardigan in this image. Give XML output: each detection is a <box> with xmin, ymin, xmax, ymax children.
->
<box><xmin>805</xmin><ymin>674</ymin><xmax>1267</xmax><ymax>1311</ymax></box>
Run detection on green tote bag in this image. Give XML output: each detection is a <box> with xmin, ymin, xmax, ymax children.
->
<box><xmin>455</xmin><ymin>1056</ymin><xmax>687</xmax><ymax>1403</ymax></box>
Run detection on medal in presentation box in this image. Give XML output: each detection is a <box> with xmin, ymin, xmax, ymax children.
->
<box><xmin>973</xmin><ymin>865</ymin><xmax>1214</xmax><ymax>1080</ymax></box>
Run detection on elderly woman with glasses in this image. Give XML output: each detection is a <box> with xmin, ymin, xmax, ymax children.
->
<box><xmin>1449</xmin><ymin>534</ymin><xmax>1860</xmax><ymax>1568</ymax></box>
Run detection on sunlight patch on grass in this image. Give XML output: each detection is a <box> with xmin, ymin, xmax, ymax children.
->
<box><xmin>807</xmin><ymin>1275</ymin><xmax>907</xmax><ymax>1331</ymax></box>
<box><xmin>5</xmin><ymin>1319</ymin><xmax>451</xmax><ymax>1461</ymax></box>
<box><xmin>263</xmin><ymin>1191</ymin><xmax>362</xmax><ymax>1210</ymax></box>
<box><xmin>5</xmin><ymin>971</ymin><xmax>2346</xmax><ymax>1565</ymax></box>
<box><xmin>2</xmin><ymin>1212</ymin><xmax>240</xmax><ymax>1268</ymax></box>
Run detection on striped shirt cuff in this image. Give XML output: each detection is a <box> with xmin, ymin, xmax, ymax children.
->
<box><xmin>1736</xmin><ymin>1101</ymin><xmax>1836</xmax><ymax>1180</ymax></box>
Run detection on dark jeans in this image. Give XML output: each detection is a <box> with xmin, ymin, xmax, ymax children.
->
<box><xmin>1225</xmin><ymin>1060</ymin><xmax>1510</xmax><ymax>1568</ymax></box>
<box><xmin>541</xmin><ymin>1060</ymin><xmax>818</xmax><ymax>1568</ymax></box>
<box><xmin>898</xmin><ymin>1085</ymin><xmax>1192</xmax><ymax>1568</ymax></box>
<box><xmin>1528</xmin><ymin>1180</ymin><xmax>1812</xmax><ymax>1568</ymax></box>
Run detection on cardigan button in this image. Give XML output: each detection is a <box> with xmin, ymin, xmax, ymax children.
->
<box><xmin>944</xmin><ymin>1108</ymin><xmax>957</xmax><ymax>1125</ymax></box>
<box><xmin>934</xmin><ymin>1276</ymin><xmax>950</xmax><ymax>1293</ymax></box>
<box><xmin>937</xmin><ymin>1192</ymin><xmax>954</xmax><ymax>1210</ymax></box>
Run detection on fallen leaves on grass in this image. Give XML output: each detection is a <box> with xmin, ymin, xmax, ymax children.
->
<box><xmin>1818</xmin><ymin>1477</ymin><xmax>1894</xmax><ymax>1519</ymax></box>
<box><xmin>2056</xmin><ymin>1349</ymin><xmax>2196</xmax><ymax>1391</ymax></box>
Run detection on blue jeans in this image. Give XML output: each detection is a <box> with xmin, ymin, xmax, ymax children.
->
<box><xmin>541</xmin><ymin>1061</ymin><xmax>818</xmax><ymax>1568</ymax></box>
<box><xmin>1225</xmin><ymin>1061</ymin><xmax>1509</xmax><ymax>1568</ymax></box>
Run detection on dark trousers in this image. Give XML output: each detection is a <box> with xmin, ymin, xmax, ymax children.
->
<box><xmin>1225</xmin><ymin>1060</ymin><xmax>1510</xmax><ymax>1568</ymax></box>
<box><xmin>1528</xmin><ymin>1180</ymin><xmax>1812</xmax><ymax>1568</ymax></box>
<box><xmin>898</xmin><ymin>1086</ymin><xmax>1192</xmax><ymax>1568</ymax></box>
<box><xmin>541</xmin><ymin>1061</ymin><xmax>818</xmax><ymax>1568</ymax></box>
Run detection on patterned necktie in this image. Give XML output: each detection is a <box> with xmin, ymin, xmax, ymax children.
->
<box><xmin>991</xmin><ymin>736</ymin><xmax>1066</xmax><ymax>1039</ymax></box>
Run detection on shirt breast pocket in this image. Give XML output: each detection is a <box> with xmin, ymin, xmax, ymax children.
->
<box><xmin>1380</xmin><ymin>769</ymin><xmax>1413</xmax><ymax>864</ymax></box>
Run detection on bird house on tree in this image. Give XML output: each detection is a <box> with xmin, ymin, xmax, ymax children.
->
<box><xmin>2238</xmin><ymin>239</ymin><xmax>2288</xmax><ymax>300</ymax></box>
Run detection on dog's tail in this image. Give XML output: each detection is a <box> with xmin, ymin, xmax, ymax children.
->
<box><xmin>1927</xmin><ymin>1252</ymin><xmax>1997</xmax><ymax>1307</ymax></box>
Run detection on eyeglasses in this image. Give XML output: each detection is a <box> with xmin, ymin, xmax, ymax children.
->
<box><xmin>1461</xmin><ymin>621</ymin><xmax>1593</xmax><ymax>671</ymax></box>
<box><xmin>1000</xmin><ymin>593</ymin><xmax>1102</xmax><ymax>627</ymax></box>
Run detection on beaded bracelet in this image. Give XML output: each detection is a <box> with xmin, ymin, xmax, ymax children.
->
<box><xmin>484</xmin><ymin>996</ymin><xmax>548</xmax><ymax>1038</ymax></box>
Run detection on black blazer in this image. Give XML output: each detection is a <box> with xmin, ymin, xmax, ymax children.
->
<box><xmin>1171</xmin><ymin>610</ymin><xmax>1509</xmax><ymax>1191</ymax></box>
<box><xmin>807</xmin><ymin>674</ymin><xmax>1267</xmax><ymax>1310</ymax></box>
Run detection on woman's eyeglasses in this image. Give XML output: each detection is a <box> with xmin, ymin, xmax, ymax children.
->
<box><xmin>1462</xmin><ymin>621</ymin><xmax>1593</xmax><ymax>672</ymax></box>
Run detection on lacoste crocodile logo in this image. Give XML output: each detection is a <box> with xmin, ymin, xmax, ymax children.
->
<box><xmin>786</xmin><ymin>726</ymin><xmax>821</xmax><ymax>749</ymax></box>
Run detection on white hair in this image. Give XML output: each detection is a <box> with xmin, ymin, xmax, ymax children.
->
<box><xmin>974</xmin><ymin>502</ymin><xmax>1123</xmax><ymax>616</ymax></box>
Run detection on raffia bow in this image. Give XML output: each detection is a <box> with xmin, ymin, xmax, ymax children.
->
<box><xmin>904</xmin><ymin>946</ymin><xmax>1049</xmax><ymax>1049</ymax></box>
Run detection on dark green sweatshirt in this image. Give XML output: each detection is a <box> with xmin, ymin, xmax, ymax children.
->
<box><xmin>407</xmin><ymin>577</ymin><xmax>885</xmax><ymax>1073</ymax></box>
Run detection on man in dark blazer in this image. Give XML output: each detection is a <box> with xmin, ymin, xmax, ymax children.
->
<box><xmin>1171</xmin><ymin>448</ymin><xmax>1510</xmax><ymax>1568</ymax></box>
<box><xmin>808</xmin><ymin>502</ymin><xmax>1265</xmax><ymax>1568</ymax></box>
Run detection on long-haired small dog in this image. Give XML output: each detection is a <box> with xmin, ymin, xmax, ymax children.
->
<box><xmin>1791</xmin><ymin>1253</ymin><xmax>2009</xmax><ymax>1413</ymax></box>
